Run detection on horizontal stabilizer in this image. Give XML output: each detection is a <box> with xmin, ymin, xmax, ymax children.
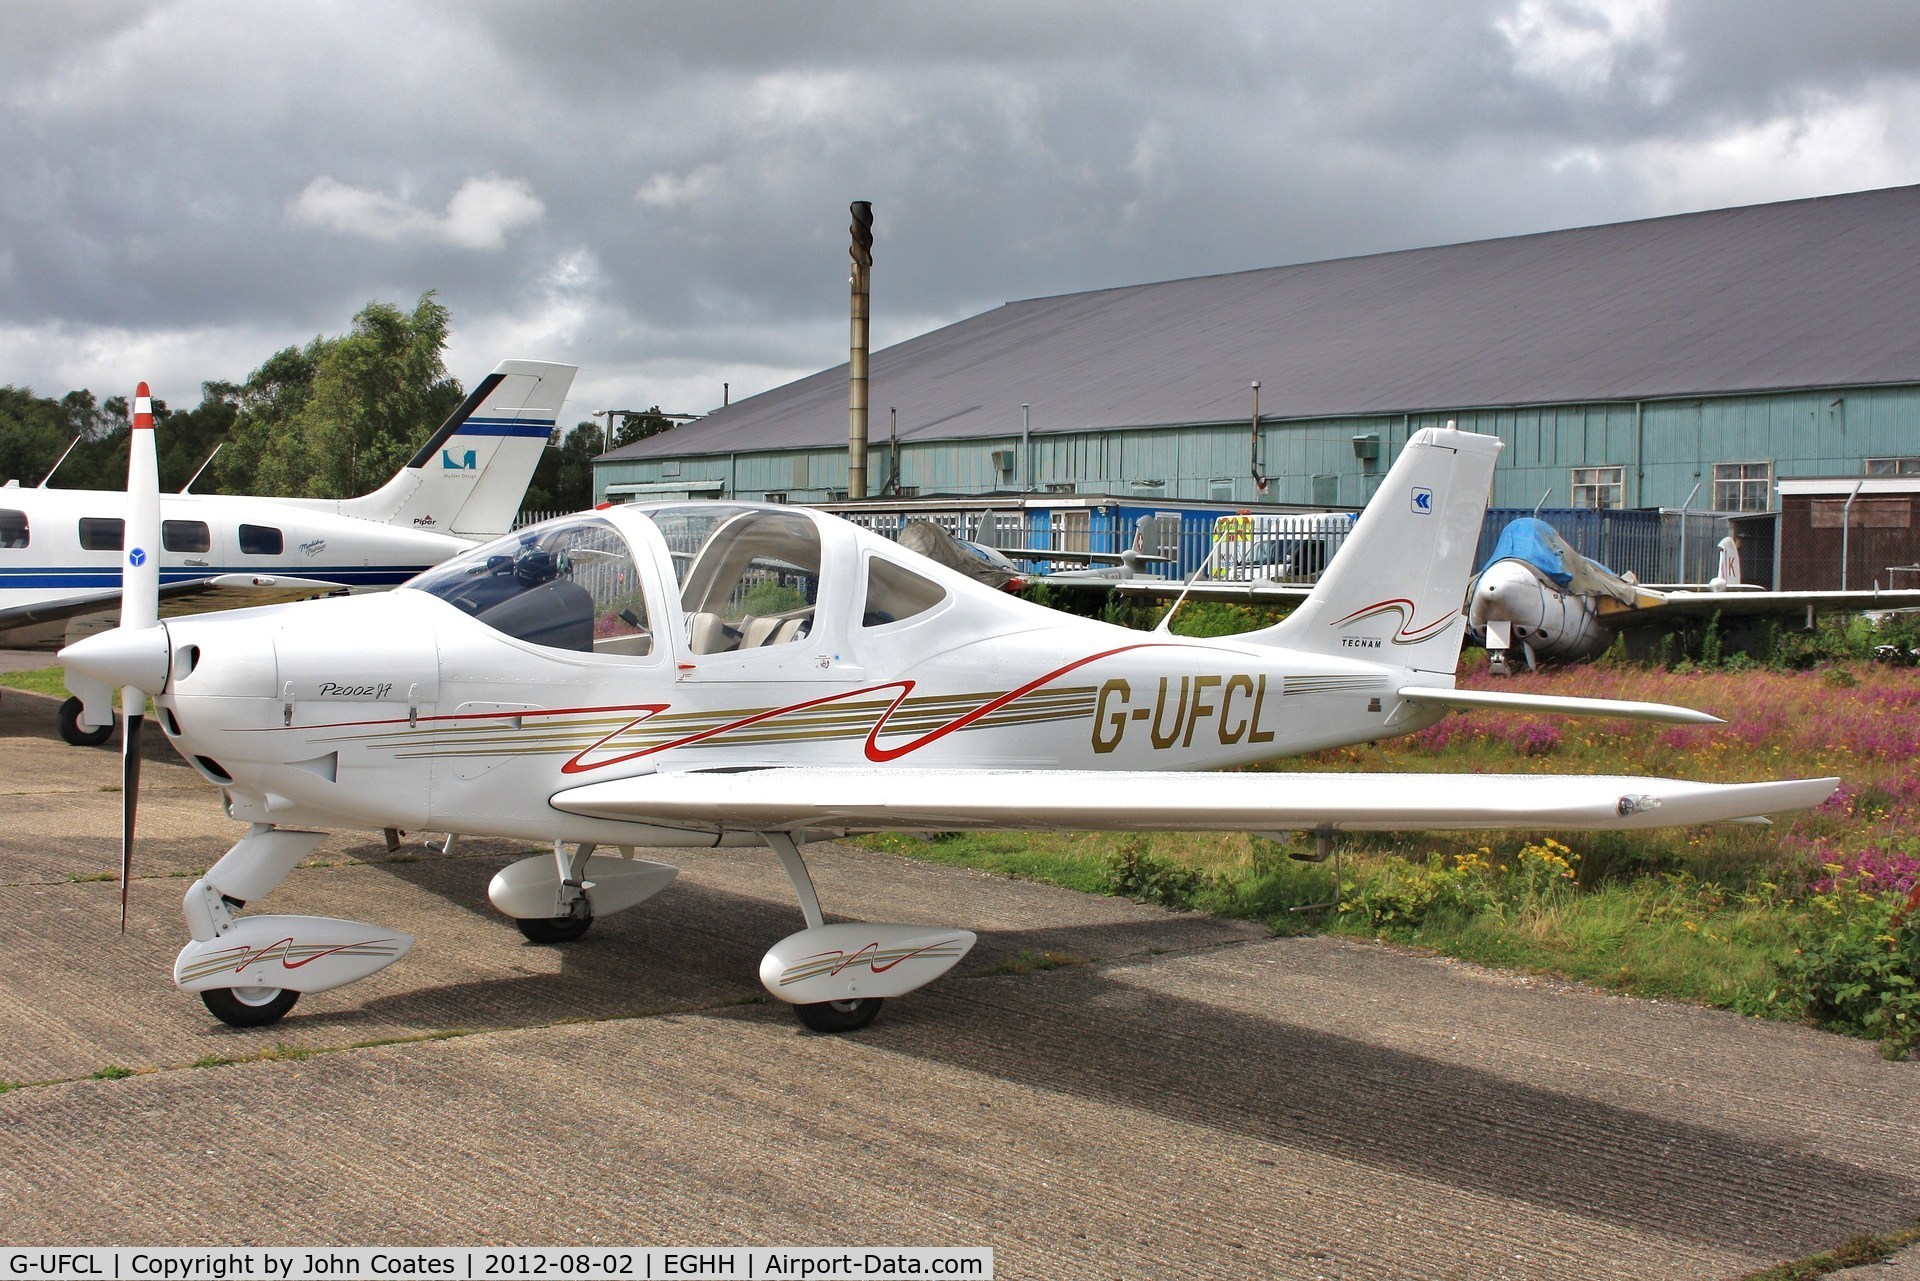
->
<box><xmin>1396</xmin><ymin>686</ymin><xmax>1723</xmax><ymax>725</ymax></box>
<box><xmin>553</xmin><ymin>767</ymin><xmax>1836</xmax><ymax>835</ymax></box>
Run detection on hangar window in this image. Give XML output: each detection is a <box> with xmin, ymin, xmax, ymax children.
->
<box><xmin>0</xmin><ymin>509</ymin><xmax>27</xmax><ymax>549</ymax></box>
<box><xmin>162</xmin><ymin>520</ymin><xmax>211</xmax><ymax>553</ymax></box>
<box><xmin>1570</xmin><ymin>465</ymin><xmax>1624</xmax><ymax>510</ymax></box>
<box><xmin>1714</xmin><ymin>462</ymin><xmax>1773</xmax><ymax>513</ymax></box>
<box><xmin>238</xmin><ymin>524</ymin><xmax>284</xmax><ymax>555</ymax></box>
<box><xmin>78</xmin><ymin>517</ymin><xmax>123</xmax><ymax>551</ymax></box>
<box><xmin>1865</xmin><ymin>457</ymin><xmax>1920</xmax><ymax>477</ymax></box>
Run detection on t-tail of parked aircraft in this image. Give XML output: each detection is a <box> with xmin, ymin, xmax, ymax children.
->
<box><xmin>326</xmin><ymin>360</ymin><xmax>573</xmax><ymax>538</ymax></box>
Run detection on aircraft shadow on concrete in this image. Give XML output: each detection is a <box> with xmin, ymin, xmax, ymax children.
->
<box><xmin>867</xmin><ymin>967</ymin><xmax>1918</xmax><ymax>1258</ymax></box>
<box><xmin>338</xmin><ymin>851</ymin><xmax>1234</xmax><ymax>1031</ymax></box>
<box><xmin>276</xmin><ymin>853</ymin><xmax>1919</xmax><ymax>1259</ymax></box>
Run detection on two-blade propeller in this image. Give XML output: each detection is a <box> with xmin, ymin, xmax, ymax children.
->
<box><xmin>58</xmin><ymin>383</ymin><xmax>168</xmax><ymax>931</ymax></box>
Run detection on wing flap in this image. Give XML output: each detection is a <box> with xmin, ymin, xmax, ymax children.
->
<box><xmin>552</xmin><ymin>768</ymin><xmax>1836</xmax><ymax>835</ymax></box>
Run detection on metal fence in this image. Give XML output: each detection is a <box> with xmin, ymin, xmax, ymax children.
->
<box><xmin>530</xmin><ymin>500</ymin><xmax>1806</xmax><ymax>591</ymax></box>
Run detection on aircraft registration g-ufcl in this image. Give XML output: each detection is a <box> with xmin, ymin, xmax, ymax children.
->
<box><xmin>0</xmin><ymin>360</ymin><xmax>576</xmax><ymax>742</ymax></box>
<box><xmin>61</xmin><ymin>400</ymin><xmax>1838</xmax><ymax>1033</ymax></box>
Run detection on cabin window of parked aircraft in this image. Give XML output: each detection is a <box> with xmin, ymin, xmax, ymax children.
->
<box><xmin>1571</xmin><ymin>465</ymin><xmax>1625</xmax><ymax>510</ymax></box>
<box><xmin>238</xmin><ymin>523</ymin><xmax>284</xmax><ymax>555</ymax></box>
<box><xmin>1715</xmin><ymin>461</ymin><xmax>1774</xmax><ymax>512</ymax></box>
<box><xmin>0</xmin><ymin>509</ymin><xmax>26</xmax><ymax>548</ymax></box>
<box><xmin>862</xmin><ymin>556</ymin><xmax>947</xmax><ymax>627</ymax></box>
<box><xmin>77</xmin><ymin>517</ymin><xmax>123</xmax><ymax>551</ymax></box>
<box><xmin>161</xmin><ymin>520</ymin><xmax>211</xmax><ymax>554</ymax></box>
<box><xmin>661</xmin><ymin>505</ymin><xmax>822</xmax><ymax>655</ymax></box>
<box><xmin>1866</xmin><ymin>456</ymin><xmax>1920</xmax><ymax>476</ymax></box>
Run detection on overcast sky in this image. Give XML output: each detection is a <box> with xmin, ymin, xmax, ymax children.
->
<box><xmin>6</xmin><ymin>0</ymin><xmax>1920</xmax><ymax>431</ymax></box>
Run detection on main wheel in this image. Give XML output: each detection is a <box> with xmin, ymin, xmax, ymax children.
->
<box><xmin>58</xmin><ymin>697</ymin><xmax>113</xmax><ymax>748</ymax></box>
<box><xmin>201</xmin><ymin>986</ymin><xmax>299</xmax><ymax>1027</ymax></box>
<box><xmin>515</xmin><ymin>913</ymin><xmax>592</xmax><ymax>944</ymax></box>
<box><xmin>792</xmin><ymin>997</ymin><xmax>884</xmax><ymax>1033</ymax></box>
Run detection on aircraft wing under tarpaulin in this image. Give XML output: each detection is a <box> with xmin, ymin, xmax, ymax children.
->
<box><xmin>552</xmin><ymin>767</ymin><xmax>1837</xmax><ymax>836</ymax></box>
<box><xmin>1597</xmin><ymin>587</ymin><xmax>1920</xmax><ymax>623</ymax></box>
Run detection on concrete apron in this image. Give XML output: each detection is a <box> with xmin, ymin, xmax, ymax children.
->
<box><xmin>0</xmin><ymin>682</ymin><xmax>1915</xmax><ymax>1278</ymax></box>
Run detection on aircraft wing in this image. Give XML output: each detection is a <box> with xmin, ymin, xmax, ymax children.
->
<box><xmin>0</xmin><ymin>576</ymin><xmax>360</xmax><ymax>641</ymax></box>
<box><xmin>551</xmin><ymin>767</ymin><xmax>1836</xmax><ymax>836</ymax></box>
<box><xmin>1602</xmin><ymin>588</ymin><xmax>1920</xmax><ymax>622</ymax></box>
<box><xmin>1000</xmin><ymin>548</ymin><xmax>1176</xmax><ymax>566</ymax></box>
<box><xmin>1029</xmin><ymin>580</ymin><xmax>1313</xmax><ymax>603</ymax></box>
<box><xmin>0</xmin><ymin>579</ymin><xmax>227</xmax><ymax>633</ymax></box>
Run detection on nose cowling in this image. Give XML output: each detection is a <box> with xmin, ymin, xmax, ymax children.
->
<box><xmin>60</xmin><ymin>623</ymin><xmax>171</xmax><ymax>695</ymax></box>
<box><xmin>1469</xmin><ymin>578</ymin><xmax>1506</xmax><ymax>628</ymax></box>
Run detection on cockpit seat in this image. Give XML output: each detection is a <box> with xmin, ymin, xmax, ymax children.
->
<box><xmin>739</xmin><ymin>615</ymin><xmax>809</xmax><ymax>647</ymax></box>
<box><xmin>688</xmin><ymin>611</ymin><xmax>739</xmax><ymax>654</ymax></box>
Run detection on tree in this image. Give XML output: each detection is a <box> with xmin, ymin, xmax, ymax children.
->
<box><xmin>0</xmin><ymin>386</ymin><xmax>75</xmax><ymax>487</ymax></box>
<box><xmin>522</xmin><ymin>409</ymin><xmax>677</xmax><ymax>513</ymax></box>
<box><xmin>215</xmin><ymin>293</ymin><xmax>462</xmax><ymax>498</ymax></box>
<box><xmin>3</xmin><ymin>294</ymin><xmax>465</xmax><ymax>500</ymax></box>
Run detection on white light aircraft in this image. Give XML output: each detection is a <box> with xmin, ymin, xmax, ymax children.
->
<box><xmin>60</xmin><ymin>409</ymin><xmax>1837</xmax><ymax>1033</ymax></box>
<box><xmin>2</xmin><ymin>360</ymin><xmax>576</xmax><ymax>743</ymax></box>
<box><xmin>1468</xmin><ymin>516</ymin><xmax>1920</xmax><ymax>672</ymax></box>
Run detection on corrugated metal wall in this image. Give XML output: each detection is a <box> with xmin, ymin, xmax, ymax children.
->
<box><xmin>595</xmin><ymin>383</ymin><xmax>1920</xmax><ymax>512</ymax></box>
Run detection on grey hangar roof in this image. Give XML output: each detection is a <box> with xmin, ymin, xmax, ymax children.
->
<box><xmin>604</xmin><ymin>184</ymin><xmax>1920</xmax><ymax>463</ymax></box>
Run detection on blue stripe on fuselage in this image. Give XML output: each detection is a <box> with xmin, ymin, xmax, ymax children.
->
<box><xmin>0</xmin><ymin>566</ymin><xmax>423</xmax><ymax>589</ymax></box>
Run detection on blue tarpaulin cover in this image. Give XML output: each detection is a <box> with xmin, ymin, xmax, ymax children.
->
<box><xmin>1480</xmin><ymin>517</ymin><xmax>1637</xmax><ymax>603</ymax></box>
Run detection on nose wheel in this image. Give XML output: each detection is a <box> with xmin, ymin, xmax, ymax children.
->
<box><xmin>515</xmin><ymin>907</ymin><xmax>593</xmax><ymax>944</ymax></box>
<box><xmin>793</xmin><ymin>997</ymin><xmax>884</xmax><ymax>1034</ymax></box>
<box><xmin>57</xmin><ymin>697</ymin><xmax>113</xmax><ymax>747</ymax></box>
<box><xmin>201</xmin><ymin>985</ymin><xmax>299</xmax><ymax>1027</ymax></box>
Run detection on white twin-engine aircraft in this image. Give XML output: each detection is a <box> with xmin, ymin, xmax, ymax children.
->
<box><xmin>1</xmin><ymin>360</ymin><xmax>575</xmax><ymax>743</ymax></box>
<box><xmin>61</xmin><ymin>408</ymin><xmax>1838</xmax><ymax>1033</ymax></box>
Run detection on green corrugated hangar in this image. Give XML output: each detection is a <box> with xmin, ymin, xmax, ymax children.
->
<box><xmin>595</xmin><ymin>185</ymin><xmax>1920</xmax><ymax>518</ymax></box>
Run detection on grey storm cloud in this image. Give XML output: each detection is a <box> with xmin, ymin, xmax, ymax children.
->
<box><xmin>4</xmin><ymin>0</ymin><xmax>1920</xmax><ymax>422</ymax></box>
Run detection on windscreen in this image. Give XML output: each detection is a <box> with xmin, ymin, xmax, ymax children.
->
<box><xmin>405</xmin><ymin>515</ymin><xmax>654</xmax><ymax>654</ymax></box>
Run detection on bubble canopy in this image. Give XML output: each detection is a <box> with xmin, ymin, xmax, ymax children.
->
<box><xmin>402</xmin><ymin>503</ymin><xmax>948</xmax><ymax>659</ymax></box>
<box><xmin>404</xmin><ymin>513</ymin><xmax>655</xmax><ymax>655</ymax></box>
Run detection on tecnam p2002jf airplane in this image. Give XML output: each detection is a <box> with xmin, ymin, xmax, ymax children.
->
<box><xmin>2</xmin><ymin>360</ymin><xmax>575</xmax><ymax>743</ymax></box>
<box><xmin>61</xmin><ymin>410</ymin><xmax>1837</xmax><ymax>1032</ymax></box>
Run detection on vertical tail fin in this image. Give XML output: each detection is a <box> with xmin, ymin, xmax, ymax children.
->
<box><xmin>1246</xmin><ymin>426</ymin><xmax>1501</xmax><ymax>674</ymax></box>
<box><xmin>339</xmin><ymin>359</ymin><xmax>577</xmax><ymax>537</ymax></box>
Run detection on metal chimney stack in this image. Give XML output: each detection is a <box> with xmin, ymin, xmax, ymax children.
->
<box><xmin>847</xmin><ymin>200</ymin><xmax>874</xmax><ymax>499</ymax></box>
